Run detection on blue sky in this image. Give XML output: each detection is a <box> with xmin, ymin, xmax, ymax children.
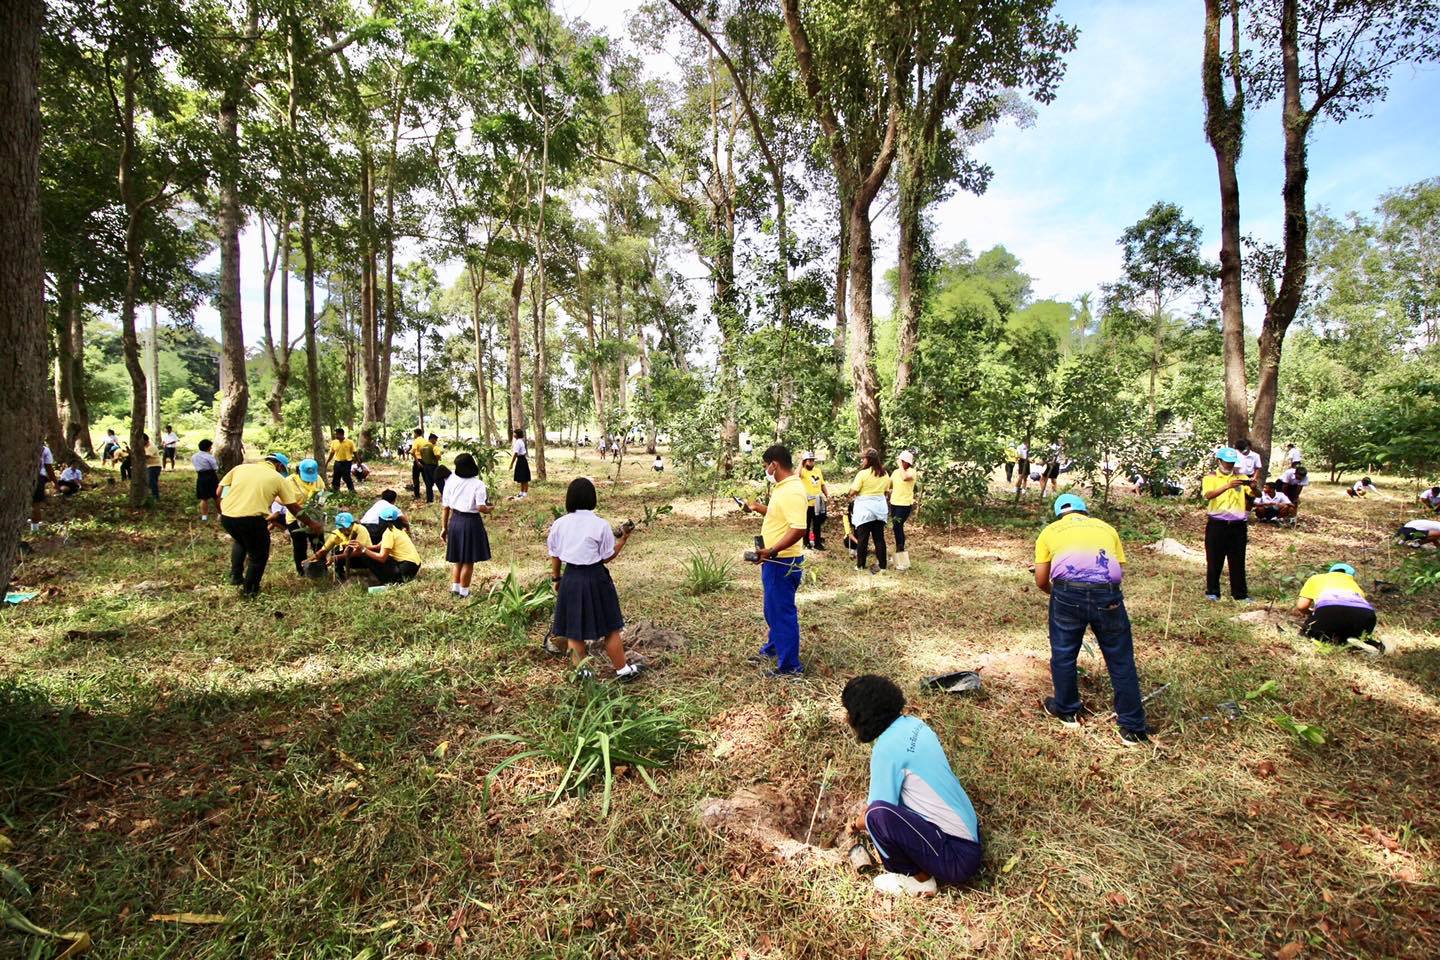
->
<box><xmin>196</xmin><ymin>0</ymin><xmax>1440</xmax><ymax>345</ymax></box>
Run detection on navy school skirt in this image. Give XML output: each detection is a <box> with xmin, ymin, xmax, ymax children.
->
<box><xmin>513</xmin><ymin>454</ymin><xmax>531</xmax><ymax>484</ymax></box>
<box><xmin>196</xmin><ymin>469</ymin><xmax>219</xmax><ymax>500</ymax></box>
<box><xmin>445</xmin><ymin>510</ymin><xmax>492</xmax><ymax>563</ymax></box>
<box><xmin>552</xmin><ymin>562</ymin><xmax>624</xmax><ymax>643</ymax></box>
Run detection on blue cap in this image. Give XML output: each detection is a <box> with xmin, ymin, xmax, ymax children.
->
<box><xmin>1329</xmin><ymin>562</ymin><xmax>1355</xmax><ymax>575</ymax></box>
<box><xmin>379</xmin><ymin>505</ymin><xmax>401</xmax><ymax>522</ymax></box>
<box><xmin>265</xmin><ymin>452</ymin><xmax>291</xmax><ymax>469</ymax></box>
<box><xmin>1054</xmin><ymin>493</ymin><xmax>1086</xmax><ymax>517</ymax></box>
<box><xmin>335</xmin><ymin>512</ymin><xmax>355</xmax><ymax>529</ymax></box>
<box><xmin>299</xmin><ymin>458</ymin><xmax>320</xmax><ymax>482</ymax></box>
<box><xmin>1215</xmin><ymin>446</ymin><xmax>1239</xmax><ymax>464</ymax></box>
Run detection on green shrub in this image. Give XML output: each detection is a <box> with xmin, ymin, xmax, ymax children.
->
<box><xmin>488</xmin><ymin>567</ymin><xmax>556</xmax><ymax>642</ymax></box>
<box><xmin>682</xmin><ymin>549</ymin><xmax>735</xmax><ymax>596</ymax></box>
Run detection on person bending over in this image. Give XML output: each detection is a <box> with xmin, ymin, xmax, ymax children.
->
<box><xmin>360</xmin><ymin>506</ymin><xmax>422</xmax><ymax>584</ymax></box>
<box><xmin>305</xmin><ymin>512</ymin><xmax>372</xmax><ymax>581</ymax></box>
<box><xmin>361</xmin><ymin>489</ymin><xmax>403</xmax><ymax>542</ymax></box>
<box><xmin>1295</xmin><ymin>563</ymin><xmax>1381</xmax><ymax>655</ymax></box>
<box><xmin>1347</xmin><ymin>477</ymin><xmax>1378</xmax><ymax>498</ymax></box>
<box><xmin>1420</xmin><ymin>486</ymin><xmax>1440</xmax><ymax>513</ymax></box>
<box><xmin>1397</xmin><ymin>518</ymin><xmax>1440</xmax><ymax>546</ymax></box>
<box><xmin>842</xmin><ymin>675</ymin><xmax>982</xmax><ymax>897</ymax></box>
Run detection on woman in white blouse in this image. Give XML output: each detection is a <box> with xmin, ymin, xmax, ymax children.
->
<box><xmin>510</xmin><ymin>429</ymin><xmax>531</xmax><ymax>499</ymax></box>
<box><xmin>441</xmin><ymin>453</ymin><xmax>493</xmax><ymax>598</ymax></box>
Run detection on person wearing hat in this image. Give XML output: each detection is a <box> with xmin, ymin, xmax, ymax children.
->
<box><xmin>359</xmin><ymin>504</ymin><xmax>423</xmax><ymax>583</ymax></box>
<box><xmin>1294</xmin><ymin>563</ymin><xmax>1381</xmax><ymax>654</ymax></box>
<box><xmin>798</xmin><ymin>451</ymin><xmax>830</xmax><ymax>551</ymax></box>
<box><xmin>889</xmin><ymin>451</ymin><xmax>918</xmax><ymax>571</ymax></box>
<box><xmin>303</xmin><ymin>511</ymin><xmax>373</xmax><ymax>581</ymax></box>
<box><xmin>217</xmin><ymin>453</ymin><xmax>320</xmax><ymax>596</ymax></box>
<box><xmin>1033</xmin><ymin>494</ymin><xmax>1149</xmax><ymax>745</ymax></box>
<box><xmin>441</xmin><ymin>452</ymin><xmax>493</xmax><ymax>598</ymax></box>
<box><xmin>326</xmin><ymin>427</ymin><xmax>358</xmax><ymax>493</ymax></box>
<box><xmin>278</xmin><ymin>458</ymin><xmax>327</xmax><ymax>576</ymax></box>
<box><xmin>1202</xmin><ymin>446</ymin><xmax>1257</xmax><ymax>602</ymax></box>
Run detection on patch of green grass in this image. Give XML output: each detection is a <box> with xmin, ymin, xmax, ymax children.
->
<box><xmin>680</xmin><ymin>548</ymin><xmax>735</xmax><ymax>596</ymax></box>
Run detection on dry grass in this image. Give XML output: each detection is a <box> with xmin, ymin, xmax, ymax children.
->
<box><xmin>2</xmin><ymin>452</ymin><xmax>1438</xmax><ymax>958</ymax></box>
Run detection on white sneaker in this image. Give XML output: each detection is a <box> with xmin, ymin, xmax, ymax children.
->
<box><xmin>615</xmin><ymin>663</ymin><xmax>643</xmax><ymax>683</ymax></box>
<box><xmin>872</xmin><ymin>872</ymin><xmax>938</xmax><ymax>897</ymax></box>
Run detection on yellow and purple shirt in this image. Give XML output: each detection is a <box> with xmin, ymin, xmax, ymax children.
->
<box><xmin>1203</xmin><ymin>472</ymin><xmax>1251</xmax><ymax>521</ymax></box>
<box><xmin>1299</xmin><ymin>572</ymin><xmax>1373</xmax><ymax>611</ymax></box>
<box><xmin>1035</xmin><ymin>513</ymin><xmax>1126</xmax><ymax>585</ymax></box>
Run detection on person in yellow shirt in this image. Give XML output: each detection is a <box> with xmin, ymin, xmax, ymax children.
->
<box><xmin>889</xmin><ymin>450</ymin><xmax>918</xmax><ymax>571</ymax></box>
<box><xmin>409</xmin><ymin>429</ymin><xmax>426</xmax><ymax>497</ymax></box>
<box><xmin>359</xmin><ymin>505</ymin><xmax>423</xmax><ymax>583</ymax></box>
<box><xmin>741</xmin><ymin>445</ymin><xmax>809</xmax><ymax>677</ymax></box>
<box><xmin>848</xmin><ymin>448</ymin><xmax>892</xmax><ymax>573</ymax></box>
<box><xmin>142</xmin><ymin>433</ymin><xmax>163</xmax><ymax>499</ymax></box>
<box><xmin>326</xmin><ymin>427</ymin><xmax>357</xmax><ymax>493</ymax></box>
<box><xmin>304</xmin><ymin>511</ymin><xmax>373</xmax><ymax>581</ymax></box>
<box><xmin>1294</xmin><ymin>562</ymin><xmax>1381</xmax><ymax>654</ymax></box>
<box><xmin>277</xmin><ymin>458</ymin><xmax>327</xmax><ymax>576</ymax></box>
<box><xmin>1004</xmin><ymin>444</ymin><xmax>1018</xmax><ymax>484</ymax></box>
<box><xmin>1201</xmin><ymin>446</ymin><xmax>1257</xmax><ymax>602</ymax></box>
<box><xmin>1033</xmin><ymin>494</ymin><xmax>1149</xmax><ymax>745</ymax></box>
<box><xmin>798</xmin><ymin>451</ymin><xmax>830</xmax><ymax>551</ymax></box>
<box><xmin>217</xmin><ymin>453</ymin><xmax>319</xmax><ymax>596</ymax></box>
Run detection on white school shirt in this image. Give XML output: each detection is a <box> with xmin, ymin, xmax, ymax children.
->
<box><xmin>547</xmin><ymin>510</ymin><xmax>615</xmax><ymax>566</ymax></box>
<box><xmin>38</xmin><ymin>444</ymin><xmax>53</xmax><ymax>478</ymax></box>
<box><xmin>162</xmin><ymin>431</ymin><xmax>179</xmax><ymax>447</ymax></box>
<box><xmin>1258</xmin><ymin>490</ymin><xmax>1291</xmax><ymax>506</ymax></box>
<box><xmin>442</xmin><ymin>475</ymin><xmax>488</xmax><ymax>513</ymax></box>
<box><xmin>1280</xmin><ymin>468</ymin><xmax>1309</xmax><ymax>487</ymax></box>
<box><xmin>1353</xmin><ymin>480</ymin><xmax>1375</xmax><ymax>494</ymax></box>
<box><xmin>361</xmin><ymin>499</ymin><xmax>393</xmax><ymax>525</ymax></box>
<box><xmin>1237</xmin><ymin>450</ymin><xmax>1263</xmax><ymax>475</ymax></box>
<box><xmin>1421</xmin><ymin>489</ymin><xmax>1440</xmax><ymax>509</ymax></box>
<box><xmin>1404</xmin><ymin>519</ymin><xmax>1440</xmax><ymax>533</ymax></box>
<box><xmin>192</xmin><ymin>451</ymin><xmax>219</xmax><ymax>472</ymax></box>
<box><xmin>1286</xmin><ymin>446</ymin><xmax>1302</xmax><ymax>464</ymax></box>
<box><xmin>60</xmin><ymin>466</ymin><xmax>83</xmax><ymax>483</ymax></box>
<box><xmin>1017</xmin><ymin>442</ymin><xmax>1029</xmax><ymax>460</ymax></box>
<box><xmin>512</xmin><ymin>438</ymin><xmax>528</xmax><ymax>457</ymax></box>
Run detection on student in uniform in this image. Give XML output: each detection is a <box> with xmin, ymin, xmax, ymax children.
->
<box><xmin>544</xmin><ymin>477</ymin><xmax>642</xmax><ymax>681</ymax></box>
<box><xmin>598</xmin><ymin>435</ymin><xmax>608</xmax><ymax>458</ymax></box>
<box><xmin>218</xmin><ymin>453</ymin><xmax>319</xmax><ymax>596</ymax></box>
<box><xmin>101</xmin><ymin>429</ymin><xmax>120</xmax><ymax>465</ymax></box>
<box><xmin>117</xmin><ymin>441</ymin><xmax>132</xmax><ymax>480</ymax></box>
<box><xmin>360</xmin><ymin>505</ymin><xmax>422</xmax><ymax>584</ymax></box>
<box><xmin>1397</xmin><ymin>518</ymin><xmax>1440</xmax><ymax>546</ymax></box>
<box><xmin>441</xmin><ymin>453</ymin><xmax>493</xmax><ymax>598</ymax></box>
<box><xmin>1278</xmin><ymin>463</ymin><xmax>1309</xmax><ymax>512</ymax></box>
<box><xmin>798</xmin><ymin>451</ymin><xmax>830</xmax><ymax>551</ymax></box>
<box><xmin>1285</xmin><ymin>442</ymin><xmax>1302</xmax><ymax>467</ymax></box>
<box><xmin>1234</xmin><ymin>438</ymin><xmax>1263</xmax><ymax>478</ymax></box>
<box><xmin>842</xmin><ymin>674</ymin><xmax>982</xmax><ymax>896</ymax></box>
<box><xmin>1420</xmin><ymin>486</ymin><xmax>1440</xmax><ymax>512</ymax></box>
<box><xmin>361</xmin><ymin>489</ymin><xmax>402</xmax><ymax>543</ymax></box>
<box><xmin>849</xmin><ymin>448</ymin><xmax>892</xmax><ymax>573</ymax></box>
<box><xmin>1347</xmin><ymin>477</ymin><xmax>1378</xmax><ymax>498</ymax></box>
<box><xmin>1034</xmin><ymin>494</ymin><xmax>1150</xmax><ymax>745</ymax></box>
<box><xmin>192</xmin><ymin>439</ymin><xmax>220</xmax><ymax>521</ymax></box>
<box><xmin>1294</xmin><ymin>563</ymin><xmax>1381</xmax><ymax>654</ymax></box>
<box><xmin>31</xmin><ymin>442</ymin><xmax>56</xmax><ymax>532</ymax></box>
<box><xmin>161</xmin><ymin>424</ymin><xmax>180</xmax><ymax>469</ymax></box>
<box><xmin>142</xmin><ymin>434</ymin><xmax>163</xmax><ymax>499</ymax></box>
<box><xmin>741</xmin><ymin>445</ymin><xmax>809</xmax><ymax>677</ymax></box>
<box><xmin>1004</xmin><ymin>444</ymin><xmax>1018</xmax><ymax>484</ymax></box>
<box><xmin>889</xmin><ymin>451</ymin><xmax>918</xmax><ymax>571</ymax></box>
<box><xmin>57</xmin><ymin>462</ymin><xmax>84</xmax><ymax>496</ymax></box>
<box><xmin>1202</xmin><ymin>447</ymin><xmax>1256</xmax><ymax>602</ymax></box>
<box><xmin>652</xmin><ymin>454</ymin><xmax>664</xmax><ymax>473</ymax></box>
<box><xmin>303</xmin><ymin>511</ymin><xmax>372</xmax><ymax>581</ymax></box>
<box><xmin>1253</xmin><ymin>482</ymin><xmax>1294</xmax><ymax>523</ymax></box>
<box><xmin>278</xmin><ymin>458</ymin><xmax>326</xmax><ymax>576</ymax></box>
<box><xmin>510</xmin><ymin>428</ymin><xmax>531</xmax><ymax>499</ymax></box>
<box><xmin>1037</xmin><ymin>442</ymin><xmax>1063</xmax><ymax>499</ymax></box>
<box><xmin>326</xmin><ymin>427</ymin><xmax>357</xmax><ymax>493</ymax></box>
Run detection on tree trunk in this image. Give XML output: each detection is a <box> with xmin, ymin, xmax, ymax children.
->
<box><xmin>0</xmin><ymin>0</ymin><xmax>45</xmax><ymax>593</ymax></box>
<box><xmin>530</xmin><ymin>279</ymin><xmax>548</xmax><ymax>481</ymax></box>
<box><xmin>380</xmin><ymin>183</ymin><xmax>396</xmax><ymax>427</ymax></box>
<box><xmin>894</xmin><ymin>148</ymin><xmax>921</xmax><ymax>395</ymax></box>
<box><xmin>56</xmin><ymin>277</ymin><xmax>94</xmax><ymax>456</ymax></box>
<box><xmin>1202</xmin><ymin>0</ymin><xmax>1250</xmax><ymax>443</ymax></box>
<box><xmin>846</xmin><ymin>193</ymin><xmax>883</xmax><ymax>454</ymax></box>
<box><xmin>359</xmin><ymin>146</ymin><xmax>381</xmax><ymax>425</ymax></box>
<box><xmin>266</xmin><ymin>216</ymin><xmax>291</xmax><ymax>425</ymax></box>
<box><xmin>301</xmin><ymin>205</ymin><xmax>325</xmax><ymax>460</ymax></box>
<box><xmin>531</xmin><ymin>107</ymin><xmax>551</xmax><ymax>482</ymax></box>
<box><xmin>506</xmin><ymin>261</ymin><xmax>527</xmax><ymax>435</ymax></box>
<box><xmin>468</xmin><ymin>265</ymin><xmax>491</xmax><ymax>444</ymax></box>
<box><xmin>1148</xmin><ymin>302</ymin><xmax>1162</xmax><ymax>420</ymax></box>
<box><xmin>830</xmin><ymin>185</ymin><xmax>851</xmax><ymax>421</ymax></box>
<box><xmin>584</xmin><ymin>301</ymin><xmax>607</xmax><ymax>432</ymax></box>
<box><xmin>214</xmin><ymin>95</ymin><xmax>249</xmax><ymax>471</ymax></box>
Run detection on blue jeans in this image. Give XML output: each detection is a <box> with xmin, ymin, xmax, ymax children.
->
<box><xmin>759</xmin><ymin>556</ymin><xmax>804</xmax><ymax>672</ymax></box>
<box><xmin>1048</xmin><ymin>581</ymin><xmax>1146</xmax><ymax>732</ymax></box>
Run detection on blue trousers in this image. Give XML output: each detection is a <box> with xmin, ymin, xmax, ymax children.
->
<box><xmin>865</xmin><ymin>801</ymin><xmax>982</xmax><ymax>886</ymax></box>
<box><xmin>758</xmin><ymin>555</ymin><xmax>803</xmax><ymax>672</ymax></box>
<box><xmin>1048</xmin><ymin>581</ymin><xmax>1146</xmax><ymax>733</ymax></box>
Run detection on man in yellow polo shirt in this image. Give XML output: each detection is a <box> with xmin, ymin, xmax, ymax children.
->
<box><xmin>798</xmin><ymin>451</ymin><xmax>830</xmax><ymax>551</ymax></box>
<box><xmin>326</xmin><ymin>427</ymin><xmax>357</xmax><ymax>493</ymax></box>
<box><xmin>743</xmin><ymin>444</ymin><xmax>809</xmax><ymax>677</ymax></box>
<box><xmin>1201</xmin><ymin>446</ymin><xmax>1256</xmax><ymax>602</ymax></box>
<box><xmin>1034</xmin><ymin>493</ymin><xmax>1149</xmax><ymax>746</ymax></box>
<box><xmin>217</xmin><ymin>453</ymin><xmax>320</xmax><ymax>597</ymax></box>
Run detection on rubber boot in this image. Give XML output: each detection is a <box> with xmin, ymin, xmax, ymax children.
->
<box><xmin>896</xmin><ymin>550</ymin><xmax>910</xmax><ymax>572</ymax></box>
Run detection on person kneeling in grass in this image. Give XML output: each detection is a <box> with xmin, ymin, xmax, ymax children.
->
<box><xmin>1347</xmin><ymin>476</ymin><xmax>1378</xmax><ymax>498</ymax></box>
<box><xmin>1253</xmin><ymin>482</ymin><xmax>1294</xmax><ymax>523</ymax></box>
<box><xmin>56</xmin><ymin>461</ymin><xmax>84</xmax><ymax>496</ymax></box>
<box><xmin>545</xmin><ymin>477</ymin><xmax>641</xmax><ymax>682</ymax></box>
<box><xmin>1295</xmin><ymin>562</ymin><xmax>1381</xmax><ymax>655</ymax></box>
<box><xmin>305</xmin><ymin>511</ymin><xmax>372</xmax><ymax>581</ymax></box>
<box><xmin>842</xmin><ymin>675</ymin><xmax>982</xmax><ymax>897</ymax></box>
<box><xmin>1398</xmin><ymin>517</ymin><xmax>1440</xmax><ymax>546</ymax></box>
<box><xmin>359</xmin><ymin>506</ymin><xmax>422</xmax><ymax>584</ymax></box>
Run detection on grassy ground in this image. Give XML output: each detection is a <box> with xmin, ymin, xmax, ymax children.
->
<box><xmin>3</xmin><ymin>452</ymin><xmax>1439</xmax><ymax>959</ymax></box>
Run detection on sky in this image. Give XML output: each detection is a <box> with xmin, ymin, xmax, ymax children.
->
<box><xmin>188</xmin><ymin>0</ymin><xmax>1440</xmax><ymax>346</ymax></box>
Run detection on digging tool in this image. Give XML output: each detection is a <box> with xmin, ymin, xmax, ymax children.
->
<box><xmin>804</xmin><ymin>759</ymin><xmax>833</xmax><ymax>847</ymax></box>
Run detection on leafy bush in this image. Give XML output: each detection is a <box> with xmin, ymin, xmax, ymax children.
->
<box><xmin>482</xmin><ymin>678</ymin><xmax>691</xmax><ymax>816</ymax></box>
<box><xmin>682</xmin><ymin>549</ymin><xmax>735</xmax><ymax>596</ymax></box>
<box><xmin>488</xmin><ymin>567</ymin><xmax>556</xmax><ymax>642</ymax></box>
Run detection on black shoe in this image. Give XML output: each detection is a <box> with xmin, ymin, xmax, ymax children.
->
<box><xmin>1118</xmin><ymin>727</ymin><xmax>1151</xmax><ymax>747</ymax></box>
<box><xmin>747</xmin><ymin>652</ymin><xmax>773</xmax><ymax>665</ymax></box>
<box><xmin>766</xmin><ymin>666</ymin><xmax>804</xmax><ymax>680</ymax></box>
<box><xmin>814</xmin><ymin>543</ymin><xmax>826</xmax><ymax>551</ymax></box>
<box><xmin>1042</xmin><ymin>697</ymin><xmax>1081</xmax><ymax>729</ymax></box>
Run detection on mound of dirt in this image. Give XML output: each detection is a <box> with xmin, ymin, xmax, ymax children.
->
<box><xmin>1232</xmin><ymin>608</ymin><xmax>1294</xmax><ymax>633</ymax></box>
<box><xmin>697</xmin><ymin>781</ymin><xmax>858</xmax><ymax>863</ymax></box>
<box><xmin>625</xmin><ymin>619</ymin><xmax>685</xmax><ymax>652</ymax></box>
<box><xmin>969</xmin><ymin>650</ymin><xmax>1051</xmax><ymax>698</ymax></box>
<box><xmin>1146</xmin><ymin>538</ymin><xmax>1204</xmax><ymax>561</ymax></box>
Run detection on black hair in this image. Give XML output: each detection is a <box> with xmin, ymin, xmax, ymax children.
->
<box><xmin>1295</xmin><ymin>466</ymin><xmax>1308</xmax><ymax>480</ymax></box>
<box><xmin>1236</xmin><ymin>438</ymin><xmax>1251</xmax><ymax>452</ymax></box>
<box><xmin>198</xmin><ymin>439</ymin><xmax>213</xmax><ymax>452</ymax></box>
<box><xmin>565</xmin><ymin>476</ymin><xmax>598</xmax><ymax>513</ymax></box>
<box><xmin>1362</xmin><ymin>476</ymin><xmax>1372</xmax><ymax>485</ymax></box>
<box><xmin>513</xmin><ymin>428</ymin><xmax>525</xmax><ymax>439</ymax></box>
<box><xmin>841</xmin><ymin>675</ymin><xmax>905</xmax><ymax>744</ymax></box>
<box><xmin>453</xmin><ymin>453</ymin><xmax>478</xmax><ymax>479</ymax></box>
<box><xmin>381</xmin><ymin>489</ymin><xmax>398</xmax><ymax>503</ymax></box>
<box><xmin>1263</xmin><ymin>480</ymin><xmax>1275</xmax><ymax>490</ymax></box>
<box><xmin>761</xmin><ymin>444</ymin><xmax>792</xmax><ymax>471</ymax></box>
<box><xmin>334</xmin><ymin>427</ymin><xmax>345</xmax><ymax>437</ymax></box>
<box><xmin>142</xmin><ymin>432</ymin><xmax>150</xmax><ymax>442</ymax></box>
<box><xmin>413</xmin><ymin>428</ymin><xmax>423</xmax><ymax>437</ymax></box>
<box><xmin>428</xmin><ymin>433</ymin><xmax>438</xmax><ymax>441</ymax></box>
<box><xmin>165</xmin><ymin>423</ymin><xmax>173</xmax><ymax>430</ymax></box>
<box><xmin>435</xmin><ymin>464</ymin><xmax>451</xmax><ymax>482</ymax></box>
<box><xmin>860</xmin><ymin>448</ymin><xmax>884</xmax><ymax>477</ymax></box>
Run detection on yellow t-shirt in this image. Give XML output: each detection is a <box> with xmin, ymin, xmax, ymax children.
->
<box><xmin>889</xmin><ymin>467</ymin><xmax>917</xmax><ymax>507</ymax></box>
<box><xmin>329</xmin><ymin>439</ymin><xmax>356</xmax><ymax>461</ymax></box>
<box><xmin>1202</xmin><ymin>472</ymin><xmax>1251</xmax><ymax>520</ymax></box>
<box><xmin>799</xmin><ymin>466</ymin><xmax>826</xmax><ymax>498</ymax></box>
<box><xmin>380</xmin><ymin>527</ymin><xmax>422</xmax><ymax>565</ymax></box>
<box><xmin>1005</xmin><ymin>447</ymin><xmax>1018</xmax><ymax>464</ymax></box>
<box><xmin>761</xmin><ymin>475</ymin><xmax>809</xmax><ymax>558</ymax></box>
<box><xmin>849</xmin><ymin>470</ymin><xmax>892</xmax><ymax>497</ymax></box>
<box><xmin>1298</xmin><ymin>571</ymin><xmax>1373</xmax><ymax>610</ymax></box>
<box><xmin>219</xmin><ymin>462</ymin><xmax>294</xmax><ymax>518</ymax></box>
<box><xmin>144</xmin><ymin>444</ymin><xmax>162</xmax><ymax>468</ymax></box>
<box><xmin>320</xmin><ymin>525</ymin><xmax>372</xmax><ymax>554</ymax></box>
<box><xmin>284</xmin><ymin>476</ymin><xmax>326</xmax><ymax>523</ymax></box>
<box><xmin>1035</xmin><ymin>513</ymin><xmax>1126</xmax><ymax>584</ymax></box>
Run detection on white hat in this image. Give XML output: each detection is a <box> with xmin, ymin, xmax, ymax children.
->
<box><xmin>801</xmin><ymin>450</ymin><xmax>816</xmax><ymax>462</ymax></box>
<box><xmin>898</xmin><ymin>450</ymin><xmax>915</xmax><ymax>465</ymax></box>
